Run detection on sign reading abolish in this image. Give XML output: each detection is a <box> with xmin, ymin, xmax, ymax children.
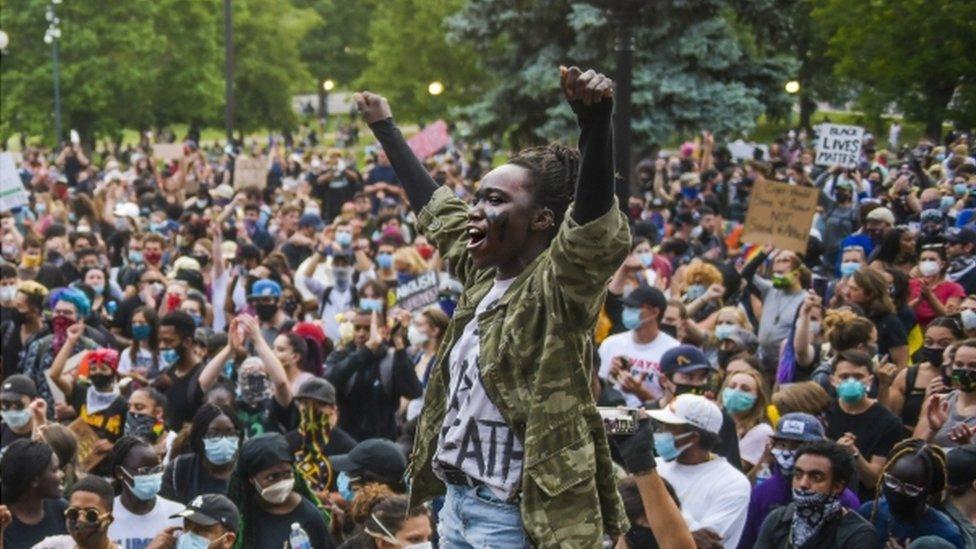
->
<box><xmin>407</xmin><ymin>120</ymin><xmax>451</xmax><ymax>160</ymax></box>
<box><xmin>741</xmin><ymin>179</ymin><xmax>819</xmax><ymax>255</ymax></box>
<box><xmin>0</xmin><ymin>152</ymin><xmax>30</xmax><ymax>212</ymax></box>
<box><xmin>396</xmin><ymin>271</ymin><xmax>439</xmax><ymax>311</ymax></box>
<box><xmin>815</xmin><ymin>124</ymin><xmax>864</xmax><ymax>167</ymax></box>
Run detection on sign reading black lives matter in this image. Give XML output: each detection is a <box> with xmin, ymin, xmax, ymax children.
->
<box><xmin>395</xmin><ymin>271</ymin><xmax>439</xmax><ymax>311</ymax></box>
<box><xmin>815</xmin><ymin>124</ymin><xmax>864</xmax><ymax>168</ymax></box>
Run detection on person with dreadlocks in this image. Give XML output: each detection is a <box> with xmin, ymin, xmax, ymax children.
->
<box><xmin>857</xmin><ymin>438</ymin><xmax>965</xmax><ymax>548</ymax></box>
<box><xmin>227</xmin><ymin>432</ymin><xmax>335</xmax><ymax>548</ymax></box>
<box><xmin>287</xmin><ymin>378</ymin><xmax>355</xmax><ymax>505</ymax></box>
<box><xmin>105</xmin><ymin>436</ymin><xmax>182</xmax><ymax>548</ymax></box>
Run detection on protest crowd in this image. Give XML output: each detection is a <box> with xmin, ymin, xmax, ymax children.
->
<box><xmin>0</xmin><ymin>64</ymin><xmax>975</xmax><ymax>549</ymax></box>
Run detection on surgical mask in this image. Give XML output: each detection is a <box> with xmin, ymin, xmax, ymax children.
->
<box><xmin>621</xmin><ymin>307</ymin><xmax>644</xmax><ymax>330</ymax></box>
<box><xmin>336</xmin><ymin>232</ymin><xmax>353</xmax><ymax>247</ymax></box>
<box><xmin>377</xmin><ymin>253</ymin><xmax>393</xmax><ymax>269</ymax></box>
<box><xmin>919</xmin><ymin>260</ymin><xmax>941</xmax><ymax>277</ymax></box>
<box><xmin>941</xmin><ymin>196</ymin><xmax>956</xmax><ymax>211</ymax></box>
<box><xmin>721</xmin><ymin>388</ymin><xmax>756</xmax><ymax>413</ymax></box>
<box><xmin>131</xmin><ymin>325</ymin><xmax>151</xmax><ymax>341</ymax></box>
<box><xmin>408</xmin><ymin>324</ymin><xmax>428</xmax><ymax>346</ymax></box>
<box><xmin>954</xmin><ymin>183</ymin><xmax>967</xmax><ymax>196</ymax></box>
<box><xmin>189</xmin><ymin>313</ymin><xmax>203</xmax><ymax>327</ymax></box>
<box><xmin>771</xmin><ymin>447</ymin><xmax>797</xmax><ymax>474</ymax></box>
<box><xmin>714</xmin><ymin>323</ymin><xmax>736</xmax><ymax>341</ymax></box>
<box><xmin>1</xmin><ymin>408</ymin><xmax>31</xmax><ymax>429</ymax></box>
<box><xmin>836</xmin><ymin>378</ymin><xmax>866</xmax><ymax>403</ymax></box>
<box><xmin>961</xmin><ymin>309</ymin><xmax>976</xmax><ymax>331</ymax></box>
<box><xmin>175</xmin><ymin>531</ymin><xmax>212</xmax><ymax>549</ymax></box>
<box><xmin>360</xmin><ymin>298</ymin><xmax>384</xmax><ymax>313</ymax></box>
<box><xmin>637</xmin><ymin>252</ymin><xmax>654</xmax><ymax>268</ymax></box>
<box><xmin>255</xmin><ymin>477</ymin><xmax>294</xmax><ymax>504</ymax></box>
<box><xmin>160</xmin><ymin>347</ymin><xmax>180</xmax><ymax>369</ymax></box>
<box><xmin>840</xmin><ymin>262</ymin><xmax>860</xmax><ymax>277</ymax></box>
<box><xmin>0</xmin><ymin>286</ymin><xmax>17</xmax><ymax>302</ymax></box>
<box><xmin>203</xmin><ymin>436</ymin><xmax>239</xmax><ymax>465</ymax></box>
<box><xmin>684</xmin><ymin>284</ymin><xmax>706</xmax><ymax>301</ymax></box>
<box><xmin>337</xmin><ymin>471</ymin><xmax>356</xmax><ymax>502</ymax></box>
<box><xmin>652</xmin><ymin>431</ymin><xmax>694</xmax><ymax>461</ymax></box>
<box><xmin>90</xmin><ymin>284</ymin><xmax>105</xmax><ymax>295</ymax></box>
<box><xmin>128</xmin><ymin>250</ymin><xmax>143</xmax><ymax>264</ymax></box>
<box><xmin>332</xmin><ymin>267</ymin><xmax>352</xmax><ymax>292</ymax></box>
<box><xmin>127</xmin><ymin>471</ymin><xmax>163</xmax><ymax>501</ymax></box>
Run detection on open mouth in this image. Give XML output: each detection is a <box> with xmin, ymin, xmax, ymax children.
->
<box><xmin>467</xmin><ymin>225</ymin><xmax>487</xmax><ymax>250</ymax></box>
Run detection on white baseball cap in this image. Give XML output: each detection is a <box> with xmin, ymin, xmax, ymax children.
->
<box><xmin>647</xmin><ymin>394</ymin><xmax>723</xmax><ymax>434</ymax></box>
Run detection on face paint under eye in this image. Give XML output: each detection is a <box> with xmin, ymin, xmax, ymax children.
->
<box><xmin>486</xmin><ymin>210</ymin><xmax>510</xmax><ymax>244</ymax></box>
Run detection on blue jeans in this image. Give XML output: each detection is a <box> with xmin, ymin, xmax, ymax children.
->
<box><xmin>438</xmin><ymin>483</ymin><xmax>529</xmax><ymax>548</ymax></box>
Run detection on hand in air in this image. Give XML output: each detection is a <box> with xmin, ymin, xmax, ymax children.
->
<box><xmin>353</xmin><ymin>92</ymin><xmax>393</xmax><ymax>125</ymax></box>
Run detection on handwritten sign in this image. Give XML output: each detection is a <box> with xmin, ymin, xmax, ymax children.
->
<box><xmin>741</xmin><ymin>179</ymin><xmax>819</xmax><ymax>254</ymax></box>
<box><xmin>406</xmin><ymin>120</ymin><xmax>451</xmax><ymax>160</ymax></box>
<box><xmin>815</xmin><ymin>124</ymin><xmax>864</xmax><ymax>167</ymax></box>
<box><xmin>234</xmin><ymin>157</ymin><xmax>268</xmax><ymax>189</ymax></box>
<box><xmin>68</xmin><ymin>418</ymin><xmax>105</xmax><ymax>472</ymax></box>
<box><xmin>153</xmin><ymin>143</ymin><xmax>184</xmax><ymax>161</ymax></box>
<box><xmin>395</xmin><ymin>271</ymin><xmax>439</xmax><ymax>311</ymax></box>
<box><xmin>0</xmin><ymin>152</ymin><xmax>30</xmax><ymax>212</ymax></box>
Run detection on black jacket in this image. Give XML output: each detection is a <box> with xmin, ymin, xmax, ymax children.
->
<box><xmin>755</xmin><ymin>503</ymin><xmax>878</xmax><ymax>549</ymax></box>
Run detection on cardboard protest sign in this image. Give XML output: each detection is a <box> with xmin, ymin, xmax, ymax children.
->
<box><xmin>68</xmin><ymin>418</ymin><xmax>105</xmax><ymax>472</ymax></box>
<box><xmin>741</xmin><ymin>179</ymin><xmax>819</xmax><ymax>255</ymax></box>
<box><xmin>0</xmin><ymin>152</ymin><xmax>30</xmax><ymax>212</ymax></box>
<box><xmin>815</xmin><ymin>124</ymin><xmax>864</xmax><ymax>167</ymax></box>
<box><xmin>234</xmin><ymin>157</ymin><xmax>268</xmax><ymax>189</ymax></box>
<box><xmin>407</xmin><ymin>120</ymin><xmax>451</xmax><ymax>160</ymax></box>
<box><xmin>153</xmin><ymin>143</ymin><xmax>184</xmax><ymax>161</ymax></box>
<box><xmin>396</xmin><ymin>271</ymin><xmax>439</xmax><ymax>311</ymax></box>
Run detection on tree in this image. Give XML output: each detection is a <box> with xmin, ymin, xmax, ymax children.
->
<box><xmin>355</xmin><ymin>0</ymin><xmax>485</xmax><ymax>123</ymax></box>
<box><xmin>447</xmin><ymin>0</ymin><xmax>797</xmax><ymax>148</ymax></box>
<box><xmin>815</xmin><ymin>0</ymin><xmax>976</xmax><ymax>140</ymax></box>
<box><xmin>294</xmin><ymin>0</ymin><xmax>375</xmax><ymax>87</ymax></box>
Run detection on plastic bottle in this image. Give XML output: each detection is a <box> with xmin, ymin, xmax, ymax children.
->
<box><xmin>289</xmin><ymin>522</ymin><xmax>312</xmax><ymax>549</ymax></box>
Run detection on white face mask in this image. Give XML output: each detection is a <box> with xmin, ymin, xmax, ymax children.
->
<box><xmin>919</xmin><ymin>260</ymin><xmax>941</xmax><ymax>277</ymax></box>
<box><xmin>0</xmin><ymin>286</ymin><xmax>17</xmax><ymax>302</ymax></box>
<box><xmin>255</xmin><ymin>477</ymin><xmax>294</xmax><ymax>504</ymax></box>
<box><xmin>408</xmin><ymin>324</ymin><xmax>428</xmax><ymax>347</ymax></box>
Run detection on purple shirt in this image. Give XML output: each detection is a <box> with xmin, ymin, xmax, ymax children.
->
<box><xmin>737</xmin><ymin>469</ymin><xmax>861</xmax><ymax>549</ymax></box>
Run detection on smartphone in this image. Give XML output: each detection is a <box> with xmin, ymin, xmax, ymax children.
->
<box><xmin>812</xmin><ymin>275</ymin><xmax>829</xmax><ymax>300</ymax></box>
<box><xmin>598</xmin><ymin>407</ymin><xmax>639</xmax><ymax>435</ymax></box>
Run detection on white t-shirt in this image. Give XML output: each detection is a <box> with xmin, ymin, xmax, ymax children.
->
<box><xmin>117</xmin><ymin>347</ymin><xmax>156</xmax><ymax>378</ymax></box>
<box><xmin>738</xmin><ymin>422</ymin><xmax>774</xmax><ymax>467</ymax></box>
<box><xmin>598</xmin><ymin>330</ymin><xmax>680</xmax><ymax>406</ymax></box>
<box><xmin>108</xmin><ymin>494</ymin><xmax>183</xmax><ymax>548</ymax></box>
<box><xmin>656</xmin><ymin>456</ymin><xmax>751</xmax><ymax>549</ymax></box>
<box><xmin>435</xmin><ymin>277</ymin><xmax>523</xmax><ymax>500</ymax></box>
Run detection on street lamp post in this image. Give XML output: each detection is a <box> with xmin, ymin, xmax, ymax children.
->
<box><xmin>785</xmin><ymin>80</ymin><xmax>800</xmax><ymax>128</ymax></box>
<box><xmin>44</xmin><ymin>0</ymin><xmax>64</xmax><ymax>147</ymax></box>
<box><xmin>322</xmin><ymin>79</ymin><xmax>335</xmax><ymax>121</ymax></box>
<box><xmin>223</xmin><ymin>0</ymin><xmax>234</xmax><ymax>186</ymax></box>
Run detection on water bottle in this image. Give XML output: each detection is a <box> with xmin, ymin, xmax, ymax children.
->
<box><xmin>289</xmin><ymin>522</ymin><xmax>312</xmax><ymax>549</ymax></box>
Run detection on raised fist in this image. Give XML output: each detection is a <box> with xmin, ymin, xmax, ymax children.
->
<box><xmin>559</xmin><ymin>66</ymin><xmax>613</xmax><ymax>106</ymax></box>
<box><xmin>353</xmin><ymin>92</ymin><xmax>393</xmax><ymax>125</ymax></box>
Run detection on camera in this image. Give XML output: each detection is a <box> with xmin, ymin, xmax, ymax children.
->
<box><xmin>598</xmin><ymin>407</ymin><xmax>639</xmax><ymax>435</ymax></box>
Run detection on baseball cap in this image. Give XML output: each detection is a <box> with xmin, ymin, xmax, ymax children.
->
<box><xmin>299</xmin><ymin>213</ymin><xmax>325</xmax><ymax>230</ymax></box>
<box><xmin>170</xmin><ymin>494</ymin><xmax>240</xmax><ymax>533</ymax></box>
<box><xmin>945</xmin><ymin>227</ymin><xmax>976</xmax><ymax>247</ymax></box>
<box><xmin>773</xmin><ymin>412</ymin><xmax>825</xmax><ymax>442</ymax></box>
<box><xmin>1</xmin><ymin>375</ymin><xmax>38</xmax><ymax>400</ymax></box>
<box><xmin>248</xmin><ymin>279</ymin><xmax>282</xmax><ymax>299</ymax></box>
<box><xmin>647</xmin><ymin>394</ymin><xmax>723</xmax><ymax>434</ymax></box>
<box><xmin>221</xmin><ymin>240</ymin><xmax>238</xmax><ymax>260</ymax></box>
<box><xmin>834</xmin><ymin>180</ymin><xmax>854</xmax><ymax>191</ymax></box>
<box><xmin>113</xmin><ymin>202</ymin><xmax>140</xmax><ymax>219</ymax></box>
<box><xmin>621</xmin><ymin>285</ymin><xmax>668</xmax><ymax>310</ymax></box>
<box><xmin>210</xmin><ymin>184</ymin><xmax>235</xmax><ymax>201</ymax></box>
<box><xmin>295</xmin><ymin>378</ymin><xmax>336</xmax><ymax>405</ymax></box>
<box><xmin>920</xmin><ymin>209</ymin><xmax>944</xmax><ymax>223</ymax></box>
<box><xmin>946</xmin><ymin>445</ymin><xmax>976</xmax><ymax>487</ymax></box>
<box><xmin>660</xmin><ymin>345</ymin><xmax>716</xmax><ymax>376</ymax></box>
<box><xmin>865</xmin><ymin>207</ymin><xmax>895</xmax><ymax>225</ymax></box>
<box><xmin>331</xmin><ymin>439</ymin><xmax>407</xmax><ymax>485</ymax></box>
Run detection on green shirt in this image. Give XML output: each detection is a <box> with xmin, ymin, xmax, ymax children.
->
<box><xmin>408</xmin><ymin>185</ymin><xmax>631</xmax><ymax>547</ymax></box>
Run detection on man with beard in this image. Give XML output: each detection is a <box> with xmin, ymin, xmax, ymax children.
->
<box><xmin>156</xmin><ymin>311</ymin><xmax>204</xmax><ymax>431</ymax></box>
<box><xmin>354</xmin><ymin>65</ymin><xmax>630</xmax><ymax>546</ymax></box>
<box><xmin>124</xmin><ymin>387</ymin><xmax>173</xmax><ymax>461</ymax></box>
<box><xmin>857</xmin><ymin>439</ymin><xmax>964</xmax><ymax>548</ymax></box>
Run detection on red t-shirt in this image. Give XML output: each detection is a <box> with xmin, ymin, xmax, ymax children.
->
<box><xmin>909</xmin><ymin>278</ymin><xmax>965</xmax><ymax>327</ymax></box>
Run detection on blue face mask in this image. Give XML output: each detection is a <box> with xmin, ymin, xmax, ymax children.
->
<box><xmin>954</xmin><ymin>183</ymin><xmax>968</xmax><ymax>196</ymax></box>
<box><xmin>1</xmin><ymin>408</ymin><xmax>31</xmax><ymax>429</ymax></box>
<box><xmin>684</xmin><ymin>284</ymin><xmax>707</xmax><ymax>301</ymax></box>
<box><xmin>653</xmin><ymin>431</ymin><xmax>694</xmax><ymax>462</ymax></box>
<box><xmin>622</xmin><ymin>307</ymin><xmax>644</xmax><ymax>330</ymax></box>
<box><xmin>714</xmin><ymin>323</ymin><xmax>737</xmax><ymax>341</ymax></box>
<box><xmin>90</xmin><ymin>284</ymin><xmax>105</xmax><ymax>295</ymax></box>
<box><xmin>637</xmin><ymin>252</ymin><xmax>654</xmax><ymax>268</ymax></box>
<box><xmin>160</xmin><ymin>348</ymin><xmax>180</xmax><ymax>369</ymax></box>
<box><xmin>941</xmin><ymin>196</ymin><xmax>956</xmax><ymax>211</ymax></box>
<box><xmin>836</xmin><ymin>378</ymin><xmax>866</xmax><ymax>403</ymax></box>
<box><xmin>175</xmin><ymin>531</ymin><xmax>212</xmax><ymax>549</ymax></box>
<box><xmin>190</xmin><ymin>313</ymin><xmax>203</xmax><ymax>327</ymax></box>
<box><xmin>336</xmin><ymin>232</ymin><xmax>353</xmax><ymax>247</ymax></box>
<box><xmin>840</xmin><ymin>261</ymin><xmax>860</xmax><ymax>277</ymax></box>
<box><xmin>722</xmin><ymin>388</ymin><xmax>757</xmax><ymax>413</ymax></box>
<box><xmin>131</xmin><ymin>325</ymin><xmax>151</xmax><ymax>341</ymax></box>
<box><xmin>128</xmin><ymin>250</ymin><xmax>143</xmax><ymax>264</ymax></box>
<box><xmin>360</xmin><ymin>298</ymin><xmax>384</xmax><ymax>313</ymax></box>
<box><xmin>203</xmin><ymin>436</ymin><xmax>239</xmax><ymax>465</ymax></box>
<box><xmin>336</xmin><ymin>471</ymin><xmax>356</xmax><ymax>502</ymax></box>
<box><xmin>127</xmin><ymin>471</ymin><xmax>163</xmax><ymax>501</ymax></box>
<box><xmin>377</xmin><ymin>253</ymin><xmax>393</xmax><ymax>270</ymax></box>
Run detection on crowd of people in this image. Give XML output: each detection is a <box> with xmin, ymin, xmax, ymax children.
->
<box><xmin>0</xmin><ymin>63</ymin><xmax>975</xmax><ymax>549</ymax></box>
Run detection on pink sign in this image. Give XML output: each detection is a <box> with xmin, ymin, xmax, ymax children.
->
<box><xmin>407</xmin><ymin>120</ymin><xmax>451</xmax><ymax>159</ymax></box>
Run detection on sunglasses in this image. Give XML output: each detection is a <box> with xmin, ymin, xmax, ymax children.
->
<box><xmin>65</xmin><ymin>507</ymin><xmax>107</xmax><ymax>524</ymax></box>
<box><xmin>883</xmin><ymin>473</ymin><xmax>925</xmax><ymax>497</ymax></box>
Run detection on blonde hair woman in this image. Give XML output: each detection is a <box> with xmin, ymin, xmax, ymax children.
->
<box><xmin>719</xmin><ymin>368</ymin><xmax>773</xmax><ymax>472</ymax></box>
<box><xmin>392</xmin><ymin>246</ymin><xmax>429</xmax><ymax>278</ymax></box>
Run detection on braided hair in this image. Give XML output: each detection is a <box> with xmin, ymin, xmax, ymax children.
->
<box><xmin>105</xmin><ymin>435</ymin><xmax>152</xmax><ymax>495</ymax></box>
<box><xmin>228</xmin><ymin>463</ymin><xmax>324</xmax><ymax>549</ymax></box>
<box><xmin>870</xmin><ymin>438</ymin><xmax>948</xmax><ymax>523</ymax></box>
<box><xmin>508</xmin><ymin>143</ymin><xmax>580</xmax><ymax>232</ymax></box>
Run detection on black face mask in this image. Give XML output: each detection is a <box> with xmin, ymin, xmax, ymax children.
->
<box><xmin>625</xmin><ymin>525</ymin><xmax>659</xmax><ymax>549</ymax></box>
<box><xmin>674</xmin><ymin>382</ymin><xmax>711</xmax><ymax>397</ymax></box>
<box><xmin>10</xmin><ymin>308</ymin><xmax>27</xmax><ymax>324</ymax></box>
<box><xmin>283</xmin><ymin>299</ymin><xmax>299</xmax><ymax>316</ymax></box>
<box><xmin>918</xmin><ymin>346</ymin><xmax>945</xmax><ymax>369</ymax></box>
<box><xmin>254</xmin><ymin>303</ymin><xmax>277</xmax><ymax>322</ymax></box>
<box><xmin>89</xmin><ymin>373</ymin><xmax>115</xmax><ymax>392</ymax></box>
<box><xmin>883</xmin><ymin>486</ymin><xmax>927</xmax><ymax>520</ymax></box>
<box><xmin>124</xmin><ymin>412</ymin><xmax>159</xmax><ymax>441</ymax></box>
<box><xmin>660</xmin><ymin>323</ymin><xmax>678</xmax><ymax>339</ymax></box>
<box><xmin>717</xmin><ymin>349</ymin><xmax>736</xmax><ymax>369</ymax></box>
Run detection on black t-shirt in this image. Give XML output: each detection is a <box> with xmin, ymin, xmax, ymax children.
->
<box><xmin>2</xmin><ymin>498</ymin><xmax>69</xmax><ymax>549</ymax></box>
<box><xmin>251</xmin><ymin>496</ymin><xmax>335</xmax><ymax>549</ymax></box>
<box><xmin>871</xmin><ymin>312</ymin><xmax>908</xmax><ymax>357</ymax></box>
<box><xmin>285</xmin><ymin>426</ymin><xmax>357</xmax><ymax>457</ymax></box>
<box><xmin>68</xmin><ymin>382</ymin><xmax>128</xmax><ymax>440</ymax></box>
<box><xmin>0</xmin><ymin>319</ymin><xmax>27</xmax><ymax>375</ymax></box>
<box><xmin>825</xmin><ymin>400</ymin><xmax>904</xmax><ymax>500</ymax></box>
<box><xmin>160</xmin><ymin>453</ymin><xmax>230</xmax><ymax>505</ymax></box>
<box><xmin>237</xmin><ymin>398</ymin><xmax>297</xmax><ymax>439</ymax></box>
<box><xmin>1</xmin><ymin>421</ymin><xmax>32</xmax><ymax>450</ymax></box>
<box><xmin>281</xmin><ymin>242</ymin><xmax>313</xmax><ymax>271</ymax></box>
<box><xmin>164</xmin><ymin>363</ymin><xmax>203</xmax><ymax>431</ymax></box>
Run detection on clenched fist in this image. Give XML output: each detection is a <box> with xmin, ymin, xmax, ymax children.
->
<box><xmin>354</xmin><ymin>92</ymin><xmax>393</xmax><ymax>125</ymax></box>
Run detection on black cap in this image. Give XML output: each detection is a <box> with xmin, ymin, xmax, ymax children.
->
<box><xmin>170</xmin><ymin>494</ymin><xmax>240</xmax><ymax>533</ymax></box>
<box><xmin>295</xmin><ymin>378</ymin><xmax>337</xmax><ymax>405</ymax></box>
<box><xmin>945</xmin><ymin>227</ymin><xmax>976</xmax><ymax>247</ymax></box>
<box><xmin>237</xmin><ymin>433</ymin><xmax>293</xmax><ymax>477</ymax></box>
<box><xmin>947</xmin><ymin>445</ymin><xmax>976</xmax><ymax>486</ymax></box>
<box><xmin>1</xmin><ymin>375</ymin><xmax>38</xmax><ymax>400</ymax></box>
<box><xmin>621</xmin><ymin>285</ymin><xmax>668</xmax><ymax>311</ymax></box>
<box><xmin>331</xmin><ymin>439</ymin><xmax>407</xmax><ymax>485</ymax></box>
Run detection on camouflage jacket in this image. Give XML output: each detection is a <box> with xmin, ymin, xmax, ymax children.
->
<box><xmin>408</xmin><ymin>186</ymin><xmax>631</xmax><ymax>547</ymax></box>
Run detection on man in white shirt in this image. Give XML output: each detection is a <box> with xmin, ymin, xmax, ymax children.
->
<box><xmin>599</xmin><ymin>285</ymin><xmax>679</xmax><ymax>406</ymax></box>
<box><xmin>649</xmin><ymin>394</ymin><xmax>751</xmax><ymax>549</ymax></box>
